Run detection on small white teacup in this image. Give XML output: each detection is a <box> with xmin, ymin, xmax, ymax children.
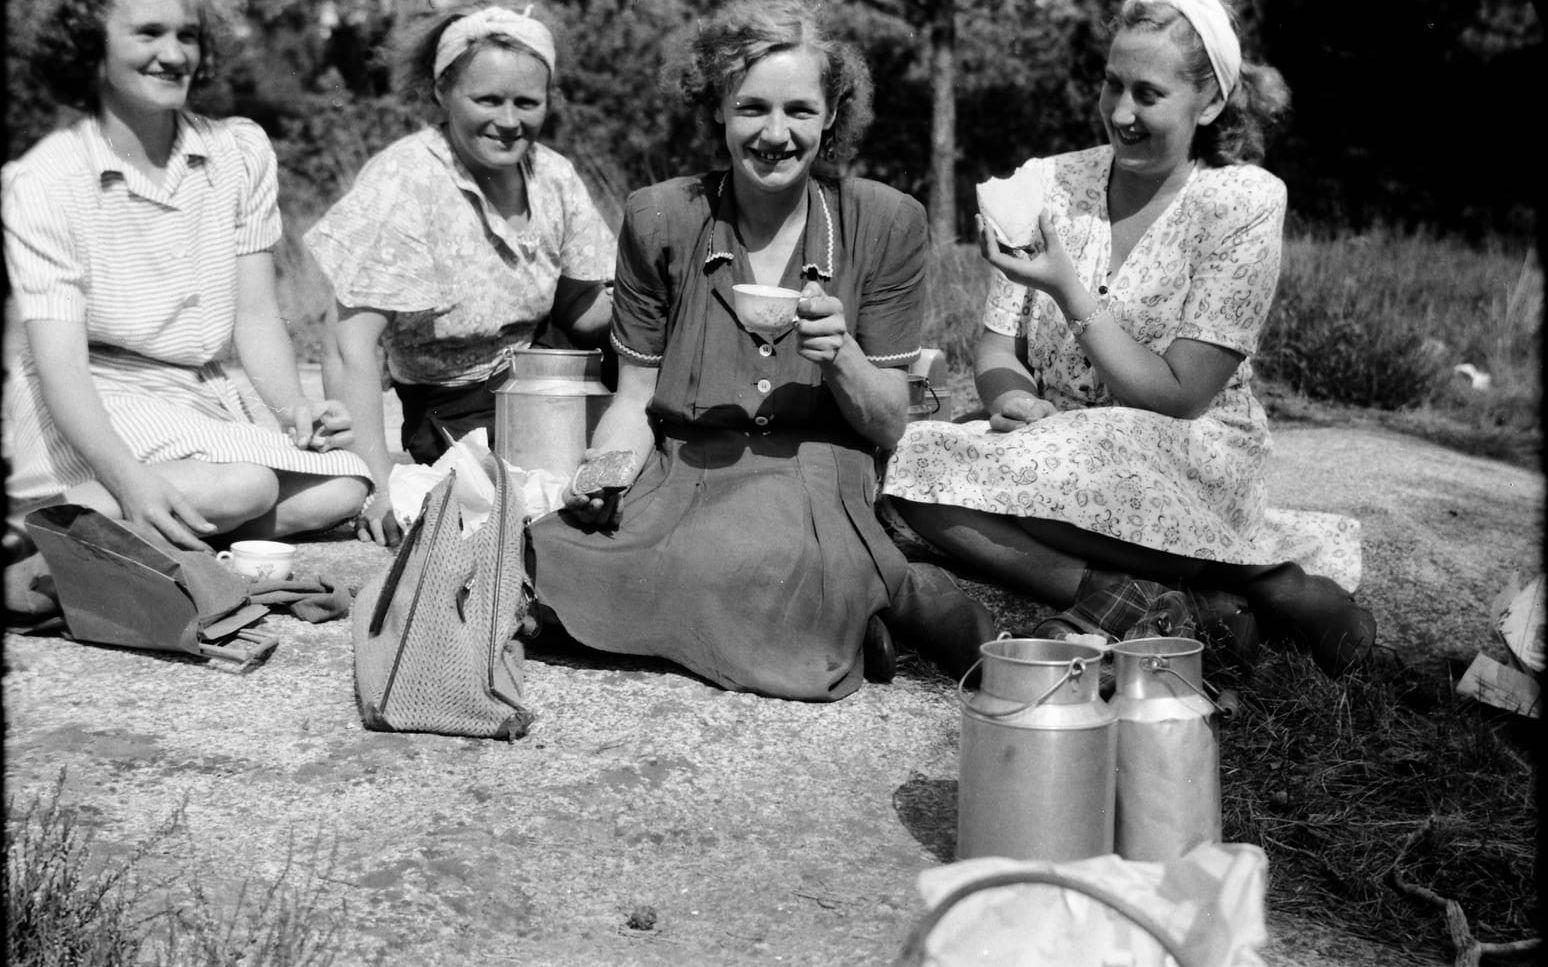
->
<box><xmin>732</xmin><ymin>284</ymin><xmax>801</xmax><ymax>337</ymax></box>
<box><xmin>216</xmin><ymin>540</ymin><xmax>295</xmax><ymax>581</ymax></box>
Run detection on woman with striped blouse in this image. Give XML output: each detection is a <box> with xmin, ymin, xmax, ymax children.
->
<box><xmin>2</xmin><ymin>0</ymin><xmax>371</xmax><ymax>553</ymax></box>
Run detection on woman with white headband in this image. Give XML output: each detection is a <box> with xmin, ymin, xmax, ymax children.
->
<box><xmin>306</xmin><ymin>2</ymin><xmax>615</xmax><ymax>546</ymax></box>
<box><xmin>883</xmin><ymin>0</ymin><xmax>1378</xmax><ymax>677</ymax></box>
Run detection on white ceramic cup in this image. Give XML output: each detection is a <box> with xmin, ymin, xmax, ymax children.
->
<box><xmin>216</xmin><ymin>540</ymin><xmax>295</xmax><ymax>581</ymax></box>
<box><xmin>731</xmin><ymin>284</ymin><xmax>802</xmax><ymax>337</ymax></box>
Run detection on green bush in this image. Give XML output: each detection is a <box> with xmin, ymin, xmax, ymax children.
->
<box><xmin>1257</xmin><ymin>232</ymin><xmax>1539</xmax><ymax>411</ymax></box>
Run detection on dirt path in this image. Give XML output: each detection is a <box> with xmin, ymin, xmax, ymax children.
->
<box><xmin>5</xmin><ymin>413</ymin><xmax>1536</xmax><ymax>966</ymax></box>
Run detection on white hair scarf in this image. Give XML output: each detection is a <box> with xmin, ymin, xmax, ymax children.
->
<box><xmin>433</xmin><ymin>5</ymin><xmax>557</xmax><ymax>81</ymax></box>
<box><xmin>1156</xmin><ymin>0</ymin><xmax>1241</xmax><ymax>99</ymax></box>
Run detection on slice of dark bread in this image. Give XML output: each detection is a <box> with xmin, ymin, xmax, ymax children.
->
<box><xmin>571</xmin><ymin>449</ymin><xmax>636</xmax><ymax>495</ymax></box>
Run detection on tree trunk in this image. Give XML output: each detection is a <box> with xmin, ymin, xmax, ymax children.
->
<box><xmin>928</xmin><ymin>0</ymin><xmax>957</xmax><ymax>244</ymax></box>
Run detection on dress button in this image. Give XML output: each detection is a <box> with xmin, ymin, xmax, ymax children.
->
<box><xmin>756</xmin><ymin>378</ymin><xmax>772</xmax><ymax>394</ymax></box>
<box><xmin>754</xmin><ymin>416</ymin><xmax>769</xmax><ymax>427</ymax></box>
<box><xmin>758</xmin><ymin>344</ymin><xmax>773</xmax><ymax>357</ymax></box>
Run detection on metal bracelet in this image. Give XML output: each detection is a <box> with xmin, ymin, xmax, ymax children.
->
<box><xmin>1065</xmin><ymin>305</ymin><xmax>1106</xmax><ymax>338</ymax></box>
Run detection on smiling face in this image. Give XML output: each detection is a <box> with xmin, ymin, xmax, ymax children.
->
<box><xmin>1099</xmin><ymin>27</ymin><xmax>1222</xmax><ymax>183</ymax></box>
<box><xmin>97</xmin><ymin>0</ymin><xmax>202</xmax><ymax>119</ymax></box>
<box><xmin>440</xmin><ymin>45</ymin><xmax>550</xmax><ymax>178</ymax></box>
<box><xmin>715</xmin><ymin>48</ymin><xmax>835</xmax><ymax>202</ymax></box>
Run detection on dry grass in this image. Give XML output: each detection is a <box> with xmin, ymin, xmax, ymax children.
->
<box><xmin>5</xmin><ymin>774</ymin><xmax>345</xmax><ymax>967</ymax></box>
<box><xmin>1220</xmin><ymin>650</ymin><xmax>1540</xmax><ymax>958</ymax></box>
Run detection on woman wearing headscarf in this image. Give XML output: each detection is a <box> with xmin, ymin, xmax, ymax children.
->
<box><xmin>882</xmin><ymin>0</ymin><xmax>1375</xmax><ymax>676</ymax></box>
<box><xmin>305</xmin><ymin>2</ymin><xmax>616</xmax><ymax>546</ymax></box>
<box><xmin>526</xmin><ymin>0</ymin><xmax>996</xmax><ymax>701</ymax></box>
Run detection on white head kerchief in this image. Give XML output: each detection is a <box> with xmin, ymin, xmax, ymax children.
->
<box><xmin>1156</xmin><ymin>0</ymin><xmax>1241</xmax><ymax>99</ymax></box>
<box><xmin>433</xmin><ymin>5</ymin><xmax>556</xmax><ymax>82</ymax></box>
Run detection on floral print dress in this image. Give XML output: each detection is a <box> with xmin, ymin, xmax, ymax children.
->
<box><xmin>304</xmin><ymin>128</ymin><xmax>615</xmax><ymax>387</ymax></box>
<box><xmin>882</xmin><ymin>146</ymin><xmax>1362</xmax><ymax>590</ymax></box>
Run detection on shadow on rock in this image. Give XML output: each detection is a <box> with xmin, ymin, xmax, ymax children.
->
<box><xmin>521</xmin><ymin>625</ymin><xmax>708</xmax><ymax>683</ymax></box>
<box><xmin>892</xmin><ymin>771</ymin><xmax>957</xmax><ymax>863</ymax></box>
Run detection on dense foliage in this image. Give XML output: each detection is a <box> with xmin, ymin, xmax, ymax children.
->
<box><xmin>5</xmin><ymin>0</ymin><xmax>1541</xmax><ymax>239</ymax></box>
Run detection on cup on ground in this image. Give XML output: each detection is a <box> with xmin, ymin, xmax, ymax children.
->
<box><xmin>731</xmin><ymin>284</ymin><xmax>802</xmax><ymax>337</ymax></box>
<box><xmin>216</xmin><ymin>540</ymin><xmax>295</xmax><ymax>581</ymax></box>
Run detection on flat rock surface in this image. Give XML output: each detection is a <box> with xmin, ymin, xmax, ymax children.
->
<box><xmin>4</xmin><ymin>418</ymin><xmax>1539</xmax><ymax>967</ymax></box>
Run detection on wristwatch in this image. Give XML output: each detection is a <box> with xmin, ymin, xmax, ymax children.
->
<box><xmin>1065</xmin><ymin>306</ymin><xmax>1103</xmax><ymax>338</ymax></box>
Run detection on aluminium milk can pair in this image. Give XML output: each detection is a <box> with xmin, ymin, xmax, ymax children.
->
<box><xmin>493</xmin><ymin>348</ymin><xmax>611</xmax><ymax>478</ymax></box>
<box><xmin>957</xmin><ymin>635</ymin><xmax>1224</xmax><ymax>863</ymax></box>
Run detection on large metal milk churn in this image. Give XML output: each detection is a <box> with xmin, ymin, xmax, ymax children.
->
<box><xmin>493</xmin><ymin>348</ymin><xmax>611</xmax><ymax>477</ymax></box>
<box><xmin>1109</xmin><ymin>636</ymin><xmax>1224</xmax><ymax>861</ymax></box>
<box><xmin>957</xmin><ymin>636</ymin><xmax>1116</xmax><ymax>862</ymax></box>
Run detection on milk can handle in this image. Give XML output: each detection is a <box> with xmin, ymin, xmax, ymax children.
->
<box><xmin>1141</xmin><ymin>656</ymin><xmax>1236</xmax><ymax>721</ymax></box>
<box><xmin>892</xmin><ymin>868</ymin><xmax>1199</xmax><ymax>967</ymax></box>
<box><xmin>924</xmin><ymin>380</ymin><xmax>941</xmax><ymax>415</ymax></box>
<box><xmin>957</xmin><ymin>656</ymin><xmax>1089</xmax><ymax>719</ymax></box>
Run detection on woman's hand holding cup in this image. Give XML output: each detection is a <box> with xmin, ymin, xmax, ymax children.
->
<box><xmin>975</xmin><ymin>211</ymin><xmax>1079</xmax><ymax>299</ymax></box>
<box><xmin>795</xmin><ymin>281</ymin><xmax>848</xmax><ymax>365</ymax></box>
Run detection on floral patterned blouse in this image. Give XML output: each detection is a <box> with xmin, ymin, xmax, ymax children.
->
<box><xmin>884</xmin><ymin>146</ymin><xmax>1364</xmax><ymax>590</ymax></box>
<box><xmin>304</xmin><ymin>128</ymin><xmax>616</xmax><ymax>386</ymax></box>
<box><xmin>984</xmin><ymin>145</ymin><xmax>1284</xmax><ymax>438</ymax></box>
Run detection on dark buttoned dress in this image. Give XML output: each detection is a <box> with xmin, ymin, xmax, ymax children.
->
<box><xmin>528</xmin><ymin>172</ymin><xmax>926</xmax><ymax>700</ymax></box>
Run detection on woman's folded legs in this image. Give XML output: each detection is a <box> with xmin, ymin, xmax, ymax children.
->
<box><xmin>890</xmin><ymin>498</ymin><xmax>1204</xmax><ymax>605</ymax></box>
<box><xmin>891</xmin><ymin>497</ymin><xmax>1373</xmax><ymax>677</ymax></box>
<box><xmin>58</xmin><ymin>461</ymin><xmax>367</xmax><ymax>541</ymax></box>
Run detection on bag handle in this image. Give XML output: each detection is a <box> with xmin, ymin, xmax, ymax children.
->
<box><xmin>366</xmin><ymin>470</ymin><xmax>453</xmax><ymax>637</ymax></box>
<box><xmin>892</xmin><ymin>868</ymin><xmax>1198</xmax><ymax>967</ymax></box>
<box><xmin>482</xmin><ymin>456</ymin><xmax>529</xmax><ymax>709</ymax></box>
<box><xmin>376</xmin><ymin>472</ymin><xmax>459</xmax><ymax>709</ymax></box>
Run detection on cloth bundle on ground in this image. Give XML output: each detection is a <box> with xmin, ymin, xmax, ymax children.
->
<box><xmin>21</xmin><ymin>505</ymin><xmax>280</xmax><ymax>672</ymax></box>
<box><xmin>896</xmin><ymin>843</ymin><xmax>1269</xmax><ymax>967</ymax></box>
<box><xmin>386</xmin><ymin>427</ymin><xmax>570</xmax><ymax>533</ymax></box>
<box><xmin>246</xmin><ymin>574</ymin><xmax>353</xmax><ymax>624</ymax></box>
<box><xmin>352</xmin><ymin>461</ymin><xmax>535</xmax><ymax>740</ymax></box>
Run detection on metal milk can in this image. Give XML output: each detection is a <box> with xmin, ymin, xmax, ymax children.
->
<box><xmin>1109</xmin><ymin>636</ymin><xmax>1224</xmax><ymax>862</ymax></box>
<box><xmin>907</xmin><ymin>348</ymin><xmax>951</xmax><ymax>421</ymax></box>
<box><xmin>493</xmin><ymin>348</ymin><xmax>611</xmax><ymax>478</ymax></box>
<box><xmin>905</xmin><ymin>375</ymin><xmax>942</xmax><ymax>422</ymax></box>
<box><xmin>957</xmin><ymin>636</ymin><xmax>1116</xmax><ymax>862</ymax></box>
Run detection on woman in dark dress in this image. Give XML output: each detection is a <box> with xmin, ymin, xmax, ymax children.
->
<box><xmin>526</xmin><ymin>0</ymin><xmax>993</xmax><ymax>701</ymax></box>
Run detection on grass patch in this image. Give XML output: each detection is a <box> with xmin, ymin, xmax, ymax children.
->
<box><xmin>1221</xmin><ymin>650</ymin><xmax>1539</xmax><ymax>958</ymax></box>
<box><xmin>1256</xmin><ymin>231</ymin><xmax>1540</xmax><ymax>445</ymax></box>
<box><xmin>5</xmin><ymin>774</ymin><xmax>345</xmax><ymax>967</ymax></box>
<box><xmin>5</xmin><ymin>774</ymin><xmax>171</xmax><ymax>965</ymax></box>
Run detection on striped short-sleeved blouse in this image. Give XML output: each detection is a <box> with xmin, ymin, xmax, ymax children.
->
<box><xmin>4</xmin><ymin>112</ymin><xmax>278</xmax><ymax>361</ymax></box>
<box><xmin>2</xmin><ymin>113</ymin><xmax>370</xmax><ymax>503</ymax></box>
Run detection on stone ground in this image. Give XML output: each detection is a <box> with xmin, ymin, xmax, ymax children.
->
<box><xmin>3</xmin><ymin>370</ymin><xmax>1540</xmax><ymax>966</ymax></box>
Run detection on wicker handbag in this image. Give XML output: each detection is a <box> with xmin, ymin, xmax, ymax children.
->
<box><xmin>352</xmin><ymin>465</ymin><xmax>534</xmax><ymax>739</ymax></box>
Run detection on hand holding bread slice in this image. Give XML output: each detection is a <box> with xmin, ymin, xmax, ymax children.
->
<box><xmin>570</xmin><ymin>449</ymin><xmax>637</xmax><ymax>498</ymax></box>
<box><xmin>976</xmin><ymin>158</ymin><xmax>1051</xmax><ymax>254</ymax></box>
